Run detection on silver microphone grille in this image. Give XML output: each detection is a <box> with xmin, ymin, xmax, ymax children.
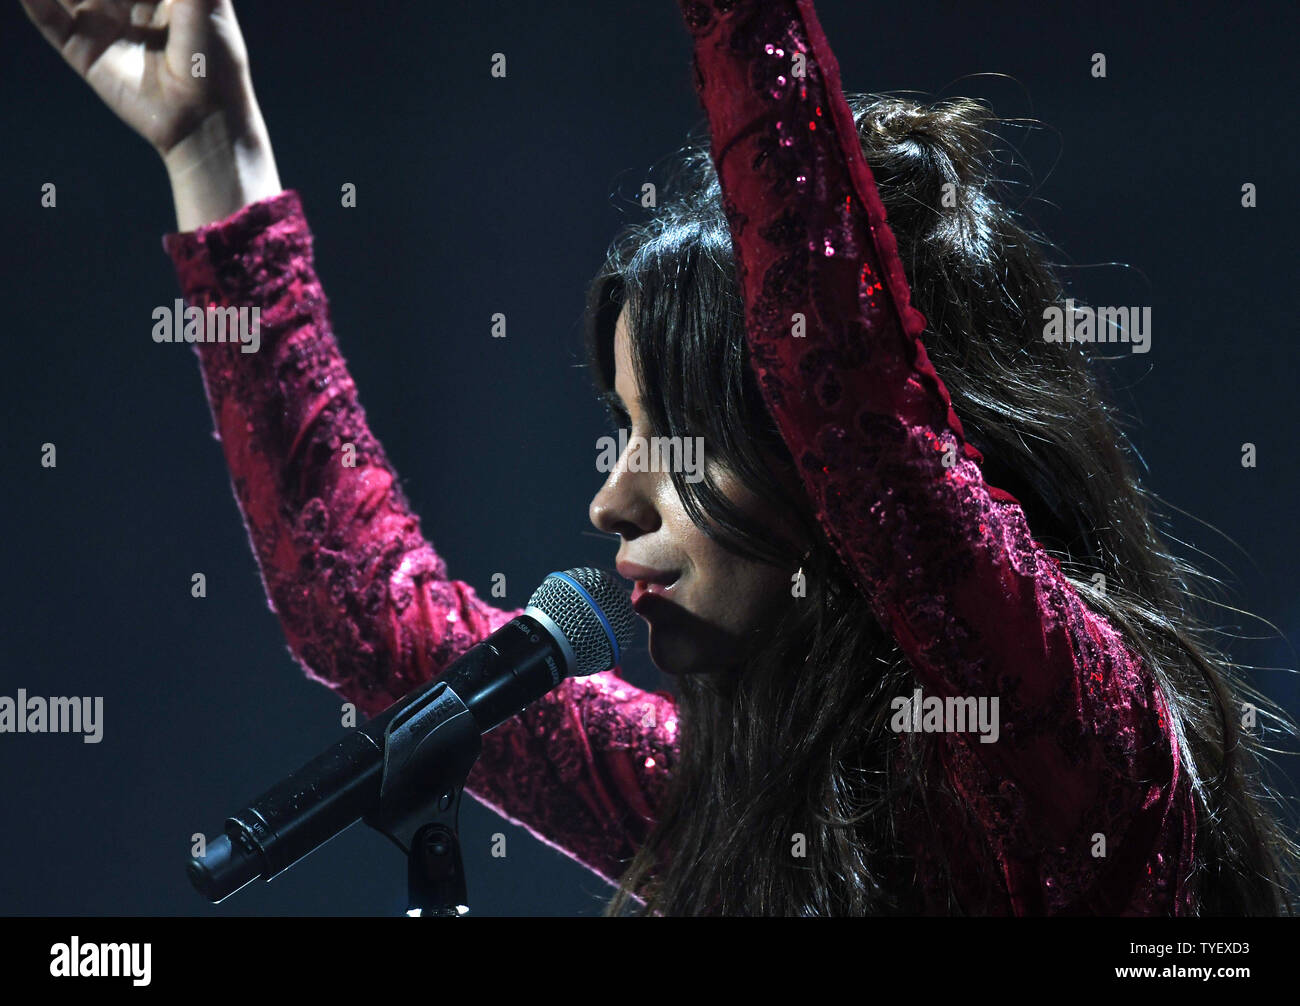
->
<box><xmin>526</xmin><ymin>568</ymin><xmax>635</xmax><ymax>677</ymax></box>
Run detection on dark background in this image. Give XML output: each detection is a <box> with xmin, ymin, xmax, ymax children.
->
<box><xmin>2</xmin><ymin>0</ymin><xmax>1296</xmax><ymax>916</ymax></box>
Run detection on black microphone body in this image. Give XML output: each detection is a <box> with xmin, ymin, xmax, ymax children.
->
<box><xmin>189</xmin><ymin>588</ymin><xmax>615</xmax><ymax>903</ymax></box>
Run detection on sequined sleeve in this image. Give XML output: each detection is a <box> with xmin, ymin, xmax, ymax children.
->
<box><xmin>678</xmin><ymin>0</ymin><xmax>1195</xmax><ymax>913</ymax></box>
<box><xmin>161</xmin><ymin>191</ymin><xmax>678</xmax><ymax>888</ymax></box>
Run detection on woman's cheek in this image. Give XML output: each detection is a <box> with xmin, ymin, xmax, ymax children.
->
<box><xmin>697</xmin><ymin>560</ymin><xmax>786</xmax><ymax>638</ymax></box>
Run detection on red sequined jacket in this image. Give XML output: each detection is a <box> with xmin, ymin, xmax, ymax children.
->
<box><xmin>161</xmin><ymin>0</ymin><xmax>1196</xmax><ymax>914</ymax></box>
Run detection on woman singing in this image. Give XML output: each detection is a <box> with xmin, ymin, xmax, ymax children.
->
<box><xmin>21</xmin><ymin>0</ymin><xmax>1297</xmax><ymax>915</ymax></box>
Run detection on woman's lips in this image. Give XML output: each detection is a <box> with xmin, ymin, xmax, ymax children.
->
<box><xmin>617</xmin><ymin>561</ymin><xmax>680</xmax><ymax>613</ymax></box>
<box><xmin>630</xmin><ymin>578</ymin><xmax>678</xmax><ymax>610</ymax></box>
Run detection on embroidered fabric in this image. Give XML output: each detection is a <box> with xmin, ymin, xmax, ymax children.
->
<box><xmin>161</xmin><ymin>0</ymin><xmax>1194</xmax><ymax>913</ymax></box>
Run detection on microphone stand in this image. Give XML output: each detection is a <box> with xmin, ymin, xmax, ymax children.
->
<box><xmin>363</xmin><ymin>678</ymin><xmax>483</xmax><ymax>917</ymax></box>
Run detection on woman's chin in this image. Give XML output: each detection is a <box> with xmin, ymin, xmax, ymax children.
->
<box><xmin>646</xmin><ymin>621</ymin><xmax>737</xmax><ymax>677</ymax></box>
<box><xmin>645</xmin><ymin>623</ymin><xmax>709</xmax><ymax>676</ymax></box>
<box><xmin>647</xmin><ymin>631</ymin><xmax>689</xmax><ymax>676</ymax></box>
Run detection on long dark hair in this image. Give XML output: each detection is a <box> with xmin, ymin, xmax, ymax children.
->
<box><xmin>583</xmin><ymin>93</ymin><xmax>1299</xmax><ymax>915</ymax></box>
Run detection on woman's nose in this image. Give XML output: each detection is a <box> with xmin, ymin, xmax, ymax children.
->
<box><xmin>589</xmin><ymin>464</ymin><xmax>658</xmax><ymax>539</ymax></box>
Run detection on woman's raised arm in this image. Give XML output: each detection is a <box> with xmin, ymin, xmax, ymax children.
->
<box><xmin>676</xmin><ymin>0</ymin><xmax>1195</xmax><ymax>913</ymax></box>
<box><xmin>21</xmin><ymin>0</ymin><xmax>679</xmax><ymax>890</ymax></box>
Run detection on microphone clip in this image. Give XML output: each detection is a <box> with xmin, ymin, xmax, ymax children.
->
<box><xmin>364</xmin><ymin>680</ymin><xmax>483</xmax><ymax>916</ymax></box>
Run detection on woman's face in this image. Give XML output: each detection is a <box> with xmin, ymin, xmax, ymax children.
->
<box><xmin>588</xmin><ymin>307</ymin><xmax>796</xmax><ymax>676</ymax></box>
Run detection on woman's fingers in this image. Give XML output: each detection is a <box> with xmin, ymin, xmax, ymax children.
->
<box><xmin>20</xmin><ymin>0</ymin><xmax>249</xmax><ymax>155</ymax></box>
<box><xmin>21</xmin><ymin>0</ymin><xmax>177</xmax><ymax>97</ymax></box>
<box><xmin>18</xmin><ymin>0</ymin><xmax>75</xmax><ymax>52</ymax></box>
<box><xmin>20</xmin><ymin>0</ymin><xmax>131</xmax><ymax>80</ymax></box>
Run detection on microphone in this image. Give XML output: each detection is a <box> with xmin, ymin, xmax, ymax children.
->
<box><xmin>188</xmin><ymin>567</ymin><xmax>635</xmax><ymax>903</ymax></box>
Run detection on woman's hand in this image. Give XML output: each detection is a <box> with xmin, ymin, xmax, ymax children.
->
<box><xmin>20</xmin><ymin>0</ymin><xmax>282</xmax><ymax>230</ymax></box>
<box><xmin>20</xmin><ymin>0</ymin><xmax>257</xmax><ymax>156</ymax></box>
